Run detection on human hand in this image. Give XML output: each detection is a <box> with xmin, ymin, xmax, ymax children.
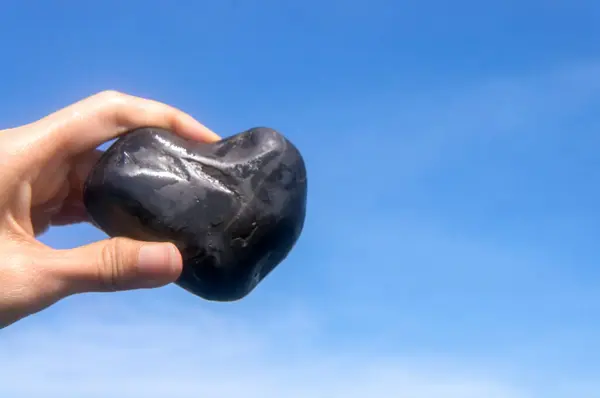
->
<box><xmin>0</xmin><ymin>91</ymin><xmax>220</xmax><ymax>328</ymax></box>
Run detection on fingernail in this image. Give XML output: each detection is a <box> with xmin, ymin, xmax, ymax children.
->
<box><xmin>137</xmin><ymin>243</ymin><xmax>180</xmax><ymax>283</ymax></box>
<box><xmin>182</xmin><ymin>114</ymin><xmax>221</xmax><ymax>142</ymax></box>
<box><xmin>205</xmin><ymin>128</ymin><xmax>221</xmax><ymax>141</ymax></box>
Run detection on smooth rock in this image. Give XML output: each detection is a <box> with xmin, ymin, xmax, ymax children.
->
<box><xmin>83</xmin><ymin>127</ymin><xmax>307</xmax><ymax>301</ymax></box>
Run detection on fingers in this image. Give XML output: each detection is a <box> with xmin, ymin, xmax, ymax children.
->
<box><xmin>49</xmin><ymin>237</ymin><xmax>182</xmax><ymax>294</ymax></box>
<box><xmin>31</xmin><ymin>90</ymin><xmax>220</xmax><ymax>157</ymax></box>
<box><xmin>0</xmin><ymin>237</ymin><xmax>182</xmax><ymax>328</ymax></box>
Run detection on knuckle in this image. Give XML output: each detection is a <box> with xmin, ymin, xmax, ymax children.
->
<box><xmin>95</xmin><ymin>90</ymin><xmax>130</xmax><ymax>111</ymax></box>
<box><xmin>94</xmin><ymin>90</ymin><xmax>136</xmax><ymax>126</ymax></box>
<box><xmin>98</xmin><ymin>238</ymin><xmax>129</xmax><ymax>291</ymax></box>
<box><xmin>96</xmin><ymin>90</ymin><xmax>126</xmax><ymax>102</ymax></box>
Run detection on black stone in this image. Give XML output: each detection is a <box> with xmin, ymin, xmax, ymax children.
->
<box><xmin>83</xmin><ymin>127</ymin><xmax>307</xmax><ymax>301</ymax></box>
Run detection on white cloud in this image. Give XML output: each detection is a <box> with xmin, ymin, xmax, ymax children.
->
<box><xmin>1</xmin><ymin>298</ymin><xmax>530</xmax><ymax>398</ymax></box>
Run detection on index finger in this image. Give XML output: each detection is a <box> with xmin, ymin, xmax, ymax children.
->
<box><xmin>31</xmin><ymin>90</ymin><xmax>221</xmax><ymax>157</ymax></box>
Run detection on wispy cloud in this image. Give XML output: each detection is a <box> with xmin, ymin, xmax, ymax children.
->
<box><xmin>301</xmin><ymin>59</ymin><xmax>600</xmax><ymax>184</ymax></box>
<box><xmin>2</xmin><ymin>300</ymin><xmax>532</xmax><ymax>398</ymax></box>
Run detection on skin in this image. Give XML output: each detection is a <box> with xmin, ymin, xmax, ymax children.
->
<box><xmin>0</xmin><ymin>90</ymin><xmax>221</xmax><ymax>329</ymax></box>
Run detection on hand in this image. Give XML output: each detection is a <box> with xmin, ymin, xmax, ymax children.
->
<box><xmin>0</xmin><ymin>91</ymin><xmax>220</xmax><ymax>328</ymax></box>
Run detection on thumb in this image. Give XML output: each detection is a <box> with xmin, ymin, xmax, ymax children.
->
<box><xmin>53</xmin><ymin>237</ymin><xmax>183</xmax><ymax>293</ymax></box>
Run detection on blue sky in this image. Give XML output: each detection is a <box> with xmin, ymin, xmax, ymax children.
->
<box><xmin>1</xmin><ymin>1</ymin><xmax>600</xmax><ymax>396</ymax></box>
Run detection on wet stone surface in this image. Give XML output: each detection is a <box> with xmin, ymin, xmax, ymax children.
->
<box><xmin>83</xmin><ymin>127</ymin><xmax>308</xmax><ymax>301</ymax></box>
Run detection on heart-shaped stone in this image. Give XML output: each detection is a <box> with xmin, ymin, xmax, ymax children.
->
<box><xmin>83</xmin><ymin>127</ymin><xmax>307</xmax><ymax>301</ymax></box>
